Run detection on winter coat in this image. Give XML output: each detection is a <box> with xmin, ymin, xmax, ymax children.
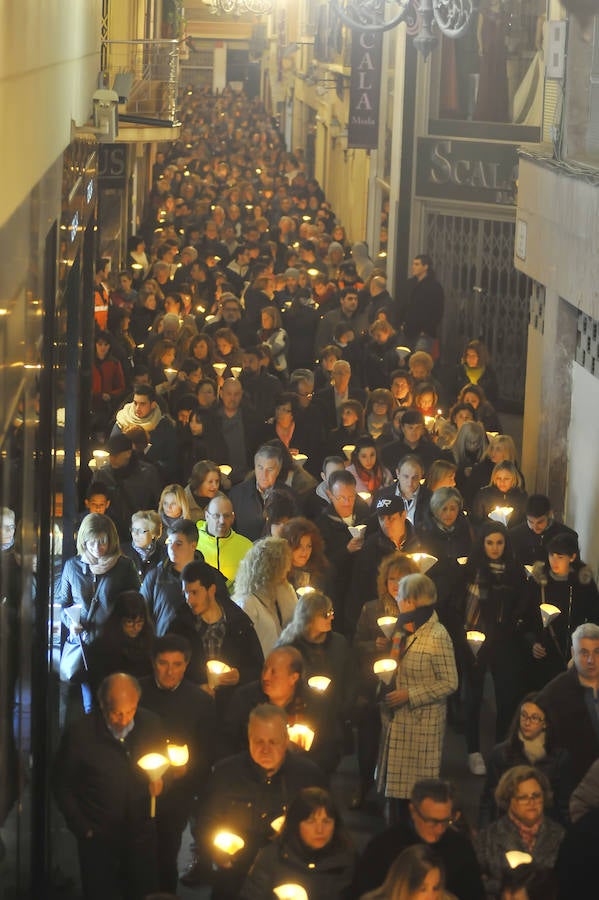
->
<box><xmin>241</xmin><ymin>837</ymin><xmax>356</xmax><ymax>900</ymax></box>
<box><xmin>58</xmin><ymin>554</ymin><xmax>140</xmax><ymax>644</ymax></box>
<box><xmin>258</xmin><ymin>326</ymin><xmax>289</xmax><ymax>374</ymax></box>
<box><xmin>230</xmin><ymin>477</ymin><xmax>295</xmax><ymax>542</ymax></box>
<box><xmin>455</xmin><ymin>362</ymin><xmax>499</xmax><ymax>405</ymax></box>
<box><xmin>537</xmin><ymin>666</ymin><xmax>599</xmax><ymax>783</ymax></box>
<box><xmin>509</xmin><ymin>519</ymin><xmax>578</xmax><ymax>567</ymax></box>
<box><xmin>475</xmin><ymin>814</ymin><xmax>564</xmax><ymax>895</ymax></box>
<box><xmin>196</xmin><ymin>521</ymin><xmax>252</xmax><ymax>589</ymax></box>
<box><xmin>471</xmin><ymin>484</ymin><xmax>528</xmax><ymax>531</ymax></box>
<box><xmin>120</xmin><ymin>539</ymin><xmax>166</xmax><ymax>582</ymax></box>
<box><xmin>399</xmin><ymin>274</ymin><xmax>445</xmax><ymax>342</ymax></box>
<box><xmin>235</xmin><ymin>582</ymin><xmax>298</xmax><ymax>658</ymax></box>
<box><xmin>284</xmin><ymin>301</ymin><xmax>320</xmax><ymax>371</ymax></box>
<box><xmin>315</xmin><ymin>499</ymin><xmax>371</xmax><ymax>632</ymax></box>
<box><xmin>141</xmin><ymin>554</ymin><xmax>229</xmax><ymax>636</ymax></box>
<box><xmin>345</xmin><ymin>462</ymin><xmax>394</xmax><ymax>497</ymax></box>
<box><xmin>377</xmin><ymin>611</ymin><xmax>458</xmax><ymax>798</ymax></box>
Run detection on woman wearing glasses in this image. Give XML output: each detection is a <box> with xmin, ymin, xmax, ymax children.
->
<box><xmin>120</xmin><ymin>510</ymin><xmax>165</xmax><ymax>580</ymax></box>
<box><xmin>87</xmin><ymin>590</ymin><xmax>155</xmax><ymax>692</ymax></box>
<box><xmin>476</xmin><ymin>766</ymin><xmax>564</xmax><ymax>897</ymax></box>
<box><xmin>478</xmin><ymin>694</ymin><xmax>573</xmax><ymax>828</ymax></box>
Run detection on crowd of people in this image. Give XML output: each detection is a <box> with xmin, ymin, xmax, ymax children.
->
<box><xmin>51</xmin><ymin>87</ymin><xmax>599</xmax><ymax>900</ymax></box>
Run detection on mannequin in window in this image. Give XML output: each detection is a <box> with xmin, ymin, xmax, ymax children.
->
<box><xmin>473</xmin><ymin>0</ymin><xmax>509</xmax><ymax>122</ymax></box>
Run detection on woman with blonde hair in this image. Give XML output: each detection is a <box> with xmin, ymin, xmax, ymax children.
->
<box><xmin>362</xmin><ymin>844</ymin><xmax>455</xmax><ymax>900</ymax></box>
<box><xmin>157</xmin><ymin>484</ymin><xmax>190</xmax><ymax>536</ymax></box>
<box><xmin>120</xmin><ymin>509</ymin><xmax>164</xmax><ymax>580</ymax></box>
<box><xmin>468</xmin><ymin>433</ymin><xmax>525</xmax><ymax>502</ymax></box>
<box><xmin>471</xmin><ymin>460</ymin><xmax>528</xmax><ymax>530</ymax></box>
<box><xmin>232</xmin><ymin>536</ymin><xmax>297</xmax><ymax>656</ymax></box>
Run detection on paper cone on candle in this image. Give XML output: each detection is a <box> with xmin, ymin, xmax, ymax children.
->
<box><xmin>395</xmin><ymin>346</ymin><xmax>411</xmax><ymax>361</ymax></box>
<box><xmin>213</xmin><ymin>362</ymin><xmax>227</xmax><ymax>376</ymax></box>
<box><xmin>467</xmin><ymin>631</ymin><xmax>486</xmax><ymax>657</ymax></box>
<box><xmin>92</xmin><ymin>449</ymin><xmax>109</xmax><ymax>464</ymax></box>
<box><xmin>524</xmin><ymin>565</ymin><xmax>534</xmax><ymax>577</ymax></box>
<box><xmin>287</xmin><ymin>723</ymin><xmax>315</xmax><ymax>751</ymax></box>
<box><xmin>138</xmin><ymin>752</ymin><xmax>170</xmax><ymax>817</ymax></box>
<box><xmin>342</xmin><ymin>444</ymin><xmax>356</xmax><ymax>460</ymax></box>
<box><xmin>457</xmin><ymin>557</ymin><xmax>468</xmax><ymax>566</ymax></box>
<box><xmin>358</xmin><ymin>491</ymin><xmax>372</xmax><ymax>502</ymax></box>
<box><xmin>166</xmin><ymin>743</ymin><xmax>189</xmax><ymax>766</ymax></box>
<box><xmin>274</xmin><ymin>886</ymin><xmax>308</xmax><ymax>900</ymax></box>
<box><xmin>406</xmin><ymin>552</ymin><xmax>438</xmax><ymax>574</ymax></box>
<box><xmin>231</xmin><ymin>366</ymin><xmax>242</xmax><ymax>378</ymax></box>
<box><xmin>486</xmin><ymin>431</ymin><xmax>499</xmax><ymax>439</ymax></box>
<box><xmin>164</xmin><ymin>367</ymin><xmax>178</xmax><ymax>383</ymax></box>
<box><xmin>373</xmin><ymin>658</ymin><xmax>398</xmax><ymax>685</ymax></box>
<box><xmin>296</xmin><ymin>586</ymin><xmax>313</xmax><ymax>598</ymax></box>
<box><xmin>488</xmin><ymin>506</ymin><xmax>514</xmax><ymax>527</ymax></box>
<box><xmin>348</xmin><ymin>524</ymin><xmax>367</xmax><ymax>539</ymax></box>
<box><xmin>540</xmin><ymin>603</ymin><xmax>561</xmax><ymax>628</ymax></box>
<box><xmin>213</xmin><ymin>831</ymin><xmax>245</xmax><ymax>855</ymax></box>
<box><xmin>293</xmin><ymin>453</ymin><xmax>308</xmax><ymax>467</ymax></box>
<box><xmin>377</xmin><ymin>616</ymin><xmax>398</xmax><ymax>638</ymax></box>
<box><xmin>218</xmin><ymin>464</ymin><xmax>232</xmax><ymax>477</ymax></box>
<box><xmin>424</xmin><ymin>415</ymin><xmax>435</xmax><ymax>430</ymax></box>
<box><xmin>271</xmin><ymin>815</ymin><xmax>286</xmax><ymax>833</ymax></box>
<box><xmin>206</xmin><ymin>659</ymin><xmax>231</xmax><ymax>689</ymax></box>
<box><xmin>65</xmin><ymin>604</ymin><xmax>82</xmax><ymax>626</ymax></box>
<box><xmin>505</xmin><ymin>850</ymin><xmax>533</xmax><ymax>868</ymax></box>
<box><xmin>308</xmin><ymin>675</ymin><xmax>331</xmax><ymax>692</ymax></box>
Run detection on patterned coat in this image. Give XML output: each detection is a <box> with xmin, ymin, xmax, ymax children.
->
<box><xmin>377</xmin><ymin>611</ymin><xmax>458</xmax><ymax>798</ymax></box>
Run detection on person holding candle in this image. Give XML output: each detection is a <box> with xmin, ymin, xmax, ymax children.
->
<box><xmin>279</xmin><ymin>517</ymin><xmax>331</xmax><ymax>594</ymax></box>
<box><xmin>509</xmin><ymin>494</ymin><xmax>578</xmax><ymax>568</ymax></box>
<box><xmin>470</xmin><ymin>461</ymin><xmax>528</xmax><ymax>532</ymax></box>
<box><xmin>198</xmin><ymin>704</ymin><xmax>326</xmax><ymax>899</ymax></box>
<box><xmin>458</xmin><ymin>522</ymin><xmax>528</xmax><ymax>775</ymax></box>
<box><xmin>140</xmin><ymin>635</ymin><xmax>217</xmax><ymax>892</ymax></box>
<box><xmin>475</xmin><ymin>766</ymin><xmax>564</xmax><ymax>897</ymax></box>
<box><xmin>373</xmin><ymin>454</ymin><xmax>433</xmax><ymax>537</ymax></box>
<box><xmin>184</xmin><ymin>460</ymin><xmax>225</xmax><ymax>525</ymax></box>
<box><xmin>377</xmin><ymin>575</ymin><xmax>458</xmax><ymax>819</ymax></box>
<box><xmin>346</xmin><ymin>436</ymin><xmax>394</xmax><ymax>498</ymax></box>
<box><xmin>521</xmin><ymin>532</ymin><xmax>599</xmax><ymax>687</ymax></box>
<box><xmin>324</xmin><ymin>398</ymin><xmax>367</xmax><ymax>459</ymax></box>
<box><xmin>240</xmin><ymin>787</ymin><xmax>356</xmax><ymax>900</ymax></box>
<box><xmin>53</xmin><ymin>673</ymin><xmax>167</xmax><ymax>900</ymax></box>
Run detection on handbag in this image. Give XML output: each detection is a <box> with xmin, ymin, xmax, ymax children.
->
<box><xmin>59</xmin><ymin>588</ymin><xmax>99</xmax><ymax>682</ymax></box>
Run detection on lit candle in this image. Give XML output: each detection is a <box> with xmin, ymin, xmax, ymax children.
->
<box><xmin>348</xmin><ymin>524</ymin><xmax>367</xmax><ymax>539</ymax></box>
<box><xmin>486</xmin><ymin>431</ymin><xmax>499</xmax><ymax>439</ymax></box>
<box><xmin>358</xmin><ymin>491</ymin><xmax>372</xmax><ymax>503</ymax></box>
<box><xmin>164</xmin><ymin>367</ymin><xmax>178</xmax><ymax>383</ymax></box>
<box><xmin>296</xmin><ymin>586</ymin><xmax>313</xmax><ymax>598</ymax></box>
<box><xmin>308</xmin><ymin>675</ymin><xmax>331</xmax><ymax>692</ymax></box>
<box><xmin>424</xmin><ymin>415</ymin><xmax>435</xmax><ymax>430</ymax></box>
<box><xmin>292</xmin><ymin>453</ymin><xmax>308</xmax><ymax>466</ymax></box>
<box><xmin>373</xmin><ymin>658</ymin><xmax>397</xmax><ymax>685</ymax></box>
<box><xmin>457</xmin><ymin>557</ymin><xmax>468</xmax><ymax>566</ymax></box>
<box><xmin>488</xmin><ymin>506</ymin><xmax>514</xmax><ymax>527</ymax></box>
<box><xmin>505</xmin><ymin>850</ymin><xmax>533</xmax><ymax>869</ymax></box>
<box><xmin>271</xmin><ymin>815</ymin><xmax>286</xmax><ymax>833</ymax></box>
<box><xmin>231</xmin><ymin>366</ymin><xmax>242</xmax><ymax>378</ymax></box>
<box><xmin>166</xmin><ymin>743</ymin><xmax>189</xmax><ymax>766</ymax></box>
<box><xmin>213</xmin><ymin>831</ymin><xmax>245</xmax><ymax>855</ymax></box>
<box><xmin>406</xmin><ymin>552</ymin><xmax>438</xmax><ymax>574</ymax></box>
<box><xmin>540</xmin><ymin>603</ymin><xmax>561</xmax><ymax>628</ymax></box>
<box><xmin>219</xmin><ymin>464</ymin><xmax>232</xmax><ymax>477</ymax></box>
<box><xmin>342</xmin><ymin>444</ymin><xmax>356</xmax><ymax>460</ymax></box>
<box><xmin>524</xmin><ymin>564</ymin><xmax>534</xmax><ymax>576</ymax></box>
<box><xmin>213</xmin><ymin>362</ymin><xmax>227</xmax><ymax>377</ymax></box>
<box><xmin>377</xmin><ymin>616</ymin><xmax>398</xmax><ymax>639</ymax></box>
<box><xmin>206</xmin><ymin>659</ymin><xmax>231</xmax><ymax>689</ymax></box>
<box><xmin>274</xmin><ymin>886</ymin><xmax>308</xmax><ymax>900</ymax></box>
<box><xmin>466</xmin><ymin>631</ymin><xmax>486</xmax><ymax>657</ymax></box>
<box><xmin>395</xmin><ymin>346</ymin><xmax>411</xmax><ymax>361</ymax></box>
<box><xmin>137</xmin><ymin>752</ymin><xmax>170</xmax><ymax>817</ymax></box>
<box><xmin>287</xmin><ymin>723</ymin><xmax>315</xmax><ymax>751</ymax></box>
<box><xmin>93</xmin><ymin>449</ymin><xmax>110</xmax><ymax>466</ymax></box>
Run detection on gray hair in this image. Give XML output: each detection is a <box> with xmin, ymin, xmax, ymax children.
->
<box><xmin>277</xmin><ymin>590</ymin><xmax>332</xmax><ymax>644</ymax></box>
<box><xmin>131</xmin><ymin>509</ymin><xmax>162</xmax><ymax>536</ymax></box>
<box><xmin>572</xmin><ymin>622</ymin><xmax>599</xmax><ymax>650</ymax></box>
<box><xmin>429</xmin><ymin>487</ymin><xmax>464</xmax><ymax>518</ymax></box>
<box><xmin>397</xmin><ymin>574</ymin><xmax>437</xmax><ymax>606</ymax></box>
<box><xmin>248</xmin><ymin>702</ymin><xmax>288</xmax><ymax>733</ymax></box>
<box><xmin>254</xmin><ymin>443</ymin><xmax>284</xmax><ymax>468</ymax></box>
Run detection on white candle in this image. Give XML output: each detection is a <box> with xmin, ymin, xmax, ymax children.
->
<box><xmin>166</xmin><ymin>743</ymin><xmax>189</xmax><ymax>766</ymax></box>
<box><xmin>505</xmin><ymin>850</ymin><xmax>533</xmax><ymax>868</ymax></box>
<box><xmin>213</xmin><ymin>831</ymin><xmax>245</xmax><ymax>855</ymax></box>
<box><xmin>466</xmin><ymin>631</ymin><xmax>486</xmax><ymax>657</ymax></box>
<box><xmin>348</xmin><ymin>524</ymin><xmax>367</xmax><ymax>539</ymax></box>
<box><xmin>457</xmin><ymin>557</ymin><xmax>468</xmax><ymax>566</ymax></box>
<box><xmin>274</xmin><ymin>886</ymin><xmax>308</xmax><ymax>900</ymax></box>
<box><xmin>488</xmin><ymin>506</ymin><xmax>514</xmax><ymax>527</ymax></box>
<box><xmin>213</xmin><ymin>362</ymin><xmax>227</xmax><ymax>377</ymax></box>
<box><xmin>540</xmin><ymin>603</ymin><xmax>561</xmax><ymax>628</ymax></box>
<box><xmin>358</xmin><ymin>491</ymin><xmax>372</xmax><ymax>503</ymax></box>
<box><xmin>377</xmin><ymin>616</ymin><xmax>398</xmax><ymax>639</ymax></box>
<box><xmin>342</xmin><ymin>444</ymin><xmax>356</xmax><ymax>460</ymax></box>
<box><xmin>206</xmin><ymin>659</ymin><xmax>231</xmax><ymax>689</ymax></box>
<box><xmin>308</xmin><ymin>675</ymin><xmax>331</xmax><ymax>692</ymax></box>
<box><xmin>287</xmin><ymin>723</ymin><xmax>315</xmax><ymax>751</ymax></box>
<box><xmin>406</xmin><ymin>552</ymin><xmax>438</xmax><ymax>573</ymax></box>
<box><xmin>292</xmin><ymin>453</ymin><xmax>308</xmax><ymax>466</ymax></box>
<box><xmin>231</xmin><ymin>366</ymin><xmax>242</xmax><ymax>378</ymax></box>
<box><xmin>218</xmin><ymin>464</ymin><xmax>232</xmax><ymax>477</ymax></box>
<box><xmin>271</xmin><ymin>815</ymin><xmax>286</xmax><ymax>833</ymax></box>
<box><xmin>137</xmin><ymin>752</ymin><xmax>170</xmax><ymax>817</ymax></box>
<box><xmin>373</xmin><ymin>658</ymin><xmax>397</xmax><ymax>685</ymax></box>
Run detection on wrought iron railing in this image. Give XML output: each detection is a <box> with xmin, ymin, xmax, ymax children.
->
<box><xmin>100</xmin><ymin>39</ymin><xmax>180</xmax><ymax>122</ymax></box>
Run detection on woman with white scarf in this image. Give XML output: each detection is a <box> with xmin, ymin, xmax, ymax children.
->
<box><xmin>58</xmin><ymin>513</ymin><xmax>140</xmax><ymax>711</ymax></box>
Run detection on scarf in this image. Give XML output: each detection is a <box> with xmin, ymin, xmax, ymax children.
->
<box><xmin>134</xmin><ymin>541</ymin><xmax>156</xmax><ymax>562</ymax></box>
<box><xmin>519</xmin><ymin>730</ymin><xmax>547</xmax><ymax>765</ymax></box>
<box><xmin>508</xmin><ymin>810</ymin><xmax>542</xmax><ymax>853</ymax></box>
<box><xmin>115</xmin><ymin>401</ymin><xmax>163</xmax><ymax>433</ymax></box>
<box><xmin>80</xmin><ymin>548</ymin><xmax>120</xmax><ymax>576</ymax></box>
<box><xmin>391</xmin><ymin>606</ymin><xmax>435</xmax><ymax>660</ymax></box>
<box><xmin>354</xmin><ymin>461</ymin><xmax>384</xmax><ymax>493</ymax></box>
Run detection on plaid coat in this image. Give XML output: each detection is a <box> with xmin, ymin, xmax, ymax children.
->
<box><xmin>377</xmin><ymin>611</ymin><xmax>458</xmax><ymax>798</ymax></box>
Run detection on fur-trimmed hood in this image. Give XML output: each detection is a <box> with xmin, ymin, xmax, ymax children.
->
<box><xmin>531</xmin><ymin>560</ymin><xmax>594</xmax><ymax>587</ymax></box>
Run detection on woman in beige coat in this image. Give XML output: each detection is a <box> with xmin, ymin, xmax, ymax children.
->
<box><xmin>377</xmin><ymin>574</ymin><xmax>458</xmax><ymax>818</ymax></box>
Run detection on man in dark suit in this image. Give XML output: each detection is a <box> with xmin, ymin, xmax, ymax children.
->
<box><xmin>314</xmin><ymin>359</ymin><xmax>366</xmax><ymax>430</ymax></box>
<box><xmin>373</xmin><ymin>453</ymin><xmax>433</xmax><ymax>539</ymax></box>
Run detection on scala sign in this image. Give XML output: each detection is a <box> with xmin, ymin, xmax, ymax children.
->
<box><xmin>415</xmin><ymin>138</ymin><xmax>518</xmax><ymax>206</ymax></box>
<box><xmin>348</xmin><ymin>28</ymin><xmax>383</xmax><ymax>150</ymax></box>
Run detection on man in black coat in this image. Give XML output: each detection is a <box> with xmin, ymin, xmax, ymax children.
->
<box><xmin>239</xmin><ymin>346</ymin><xmax>283</xmax><ymax>420</ymax></box>
<box><xmin>53</xmin><ymin>673</ymin><xmax>167</xmax><ymax>900</ymax></box>
<box><xmin>313</xmin><ymin>358</ymin><xmax>366</xmax><ymax>430</ymax></box>
<box><xmin>95</xmin><ymin>433</ymin><xmax>162</xmax><ymax>540</ymax></box>
<box><xmin>537</xmin><ymin>622</ymin><xmax>599</xmax><ymax>784</ymax></box>
<box><xmin>349</xmin><ymin>778</ymin><xmax>485</xmax><ymax>900</ymax></box>
<box><xmin>229</xmin><ymin>444</ymin><xmax>295</xmax><ymax>541</ymax></box>
<box><xmin>380</xmin><ymin>409</ymin><xmax>446</xmax><ymax>475</ymax></box>
<box><xmin>373</xmin><ymin>452</ymin><xmax>433</xmax><ymax>539</ymax></box>
<box><xmin>140</xmin><ymin>634</ymin><xmax>217</xmax><ymax>892</ymax></box>
<box><xmin>398</xmin><ymin>254</ymin><xmax>445</xmax><ymax>354</ymax></box>
<box><xmin>168</xmin><ymin>558</ymin><xmax>264</xmax><ymax>715</ymax></box>
<box><xmin>198</xmin><ymin>703</ymin><xmax>326</xmax><ymax>899</ymax></box>
<box><xmin>509</xmin><ymin>493</ymin><xmax>579</xmax><ymax>566</ymax></box>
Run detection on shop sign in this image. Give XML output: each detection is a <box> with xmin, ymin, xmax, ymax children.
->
<box><xmin>348</xmin><ymin>28</ymin><xmax>383</xmax><ymax>150</ymax></box>
<box><xmin>415</xmin><ymin>138</ymin><xmax>518</xmax><ymax>205</ymax></box>
<box><xmin>98</xmin><ymin>144</ymin><xmax>128</xmax><ymax>186</ymax></box>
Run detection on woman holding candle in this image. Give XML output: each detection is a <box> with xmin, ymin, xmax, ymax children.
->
<box><xmin>184</xmin><ymin>460</ymin><xmax>226</xmax><ymax>524</ymax></box>
<box><xmin>521</xmin><ymin>532</ymin><xmax>599</xmax><ymax>687</ymax></box>
<box><xmin>376</xmin><ymin>574</ymin><xmax>458</xmax><ymax>820</ymax></box>
<box><xmin>346</xmin><ymin>436</ymin><xmax>394</xmax><ymax>499</ymax></box>
<box><xmin>458</xmin><ymin>522</ymin><xmax>528</xmax><ymax>775</ymax></box>
<box><xmin>471</xmin><ymin>461</ymin><xmax>528</xmax><ymax>531</ymax></box>
<box><xmin>475</xmin><ymin>766</ymin><xmax>564</xmax><ymax>897</ymax></box>
<box><xmin>324</xmin><ymin>400</ymin><xmax>366</xmax><ymax>458</ymax></box>
<box><xmin>240</xmin><ymin>787</ymin><xmax>355</xmax><ymax>900</ymax></box>
<box><xmin>353</xmin><ymin>553</ymin><xmax>420</xmax><ymax>807</ymax></box>
<box><xmin>279</xmin><ymin>517</ymin><xmax>331</xmax><ymax>593</ymax></box>
<box><xmin>478</xmin><ymin>693</ymin><xmax>573</xmax><ymax>828</ymax></box>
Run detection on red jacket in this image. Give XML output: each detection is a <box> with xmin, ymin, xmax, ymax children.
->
<box><xmin>92</xmin><ymin>356</ymin><xmax>125</xmax><ymax>399</ymax></box>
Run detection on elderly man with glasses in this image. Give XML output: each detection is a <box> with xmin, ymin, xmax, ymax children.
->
<box><xmin>196</xmin><ymin>494</ymin><xmax>252</xmax><ymax>590</ymax></box>
<box><xmin>350</xmin><ymin>778</ymin><xmax>485</xmax><ymax>900</ymax></box>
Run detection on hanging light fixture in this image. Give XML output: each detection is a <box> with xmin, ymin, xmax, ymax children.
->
<box><xmin>331</xmin><ymin>0</ymin><xmax>476</xmax><ymax>58</ymax></box>
<box><xmin>204</xmin><ymin>0</ymin><xmax>274</xmax><ymax>15</ymax></box>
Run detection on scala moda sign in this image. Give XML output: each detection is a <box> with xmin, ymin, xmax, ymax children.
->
<box><xmin>348</xmin><ymin>28</ymin><xmax>383</xmax><ymax>150</ymax></box>
<box><xmin>415</xmin><ymin>138</ymin><xmax>519</xmax><ymax>206</ymax></box>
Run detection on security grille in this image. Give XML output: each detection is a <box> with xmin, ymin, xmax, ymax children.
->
<box><xmin>576</xmin><ymin>312</ymin><xmax>599</xmax><ymax>378</ymax></box>
<box><xmin>424</xmin><ymin>212</ymin><xmax>532</xmax><ymax>408</ymax></box>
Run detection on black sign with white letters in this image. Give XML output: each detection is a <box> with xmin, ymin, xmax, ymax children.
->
<box><xmin>415</xmin><ymin>138</ymin><xmax>518</xmax><ymax>206</ymax></box>
<box><xmin>348</xmin><ymin>28</ymin><xmax>383</xmax><ymax>150</ymax></box>
<box><xmin>98</xmin><ymin>143</ymin><xmax>128</xmax><ymax>186</ymax></box>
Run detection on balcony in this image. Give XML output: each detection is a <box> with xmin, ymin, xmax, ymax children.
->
<box><xmin>100</xmin><ymin>39</ymin><xmax>181</xmax><ymax>128</ymax></box>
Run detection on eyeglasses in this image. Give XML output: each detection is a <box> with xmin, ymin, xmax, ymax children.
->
<box><xmin>413</xmin><ymin>805</ymin><xmax>453</xmax><ymax>827</ymax></box>
<box><xmin>321</xmin><ymin>609</ymin><xmax>334</xmax><ymax>619</ymax></box>
<box><xmin>297</xmin><ymin>392</ymin><xmax>313</xmax><ymax>399</ymax></box>
<box><xmin>520</xmin><ymin>711</ymin><xmax>545</xmax><ymax>724</ymax></box>
<box><xmin>131</xmin><ymin>528</ymin><xmax>150</xmax><ymax>535</ymax></box>
<box><xmin>513</xmin><ymin>791</ymin><xmax>543</xmax><ymax>803</ymax></box>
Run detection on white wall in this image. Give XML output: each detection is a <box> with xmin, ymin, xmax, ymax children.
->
<box><xmin>0</xmin><ymin>0</ymin><xmax>102</xmax><ymax>226</ymax></box>
<box><xmin>567</xmin><ymin>363</ymin><xmax>599</xmax><ymax>577</ymax></box>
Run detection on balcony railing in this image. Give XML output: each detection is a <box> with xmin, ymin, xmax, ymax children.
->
<box><xmin>100</xmin><ymin>39</ymin><xmax>180</xmax><ymax>123</ymax></box>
